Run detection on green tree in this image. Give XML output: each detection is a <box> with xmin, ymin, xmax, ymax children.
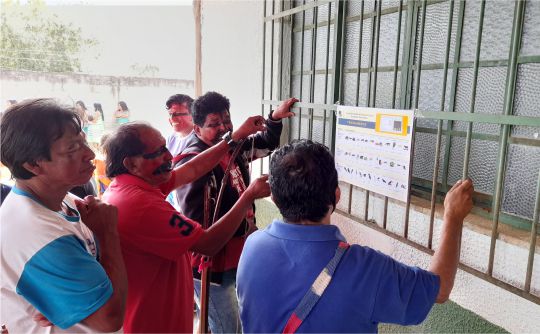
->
<box><xmin>0</xmin><ymin>0</ymin><xmax>97</xmax><ymax>72</ymax></box>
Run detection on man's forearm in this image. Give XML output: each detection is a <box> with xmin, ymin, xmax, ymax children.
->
<box><xmin>173</xmin><ymin>140</ymin><xmax>229</xmax><ymax>188</ymax></box>
<box><xmin>82</xmin><ymin>232</ymin><xmax>128</xmax><ymax>332</ymax></box>
<box><xmin>428</xmin><ymin>214</ymin><xmax>463</xmax><ymax>303</ymax></box>
<box><xmin>190</xmin><ymin>192</ymin><xmax>253</xmax><ymax>256</ymax></box>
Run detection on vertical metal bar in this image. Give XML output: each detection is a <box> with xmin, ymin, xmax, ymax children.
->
<box><xmin>391</xmin><ymin>0</ymin><xmax>403</xmax><ymax>110</ymax></box>
<box><xmin>351</xmin><ymin>1</ymin><xmax>365</xmax><ymax>215</ymax></box>
<box><xmin>329</xmin><ymin>0</ymin><xmax>347</xmax><ymax>155</ymax></box>
<box><xmin>322</xmin><ymin>2</ymin><xmax>332</xmax><ymax>145</ymax></box>
<box><xmin>348</xmin><ymin>183</ymin><xmax>354</xmax><ymax>214</ymax></box>
<box><xmin>370</xmin><ymin>0</ymin><xmax>382</xmax><ymax>108</ymax></box>
<box><xmin>462</xmin><ymin>0</ymin><xmax>485</xmax><ymax>179</ymax></box>
<box><xmin>365</xmin><ymin>0</ymin><xmax>377</xmax><ymax>108</ymax></box>
<box><xmin>487</xmin><ymin>0</ymin><xmax>526</xmax><ymax>276</ymax></box>
<box><xmin>364</xmin><ymin>0</ymin><xmax>378</xmax><ymax>222</ymax></box>
<box><xmin>270</xmin><ymin>0</ymin><xmax>276</xmax><ymax>101</ymax></box>
<box><xmin>524</xmin><ymin>170</ymin><xmax>540</xmax><ymax>292</ymax></box>
<box><xmin>262</xmin><ymin>0</ymin><xmax>276</xmax><ymax>175</ymax></box>
<box><xmin>398</xmin><ymin>0</ymin><xmax>416</xmax><ymax>109</ymax></box>
<box><xmin>441</xmin><ymin>0</ymin><xmax>466</xmax><ymax>192</ymax></box>
<box><xmin>404</xmin><ymin>0</ymin><xmax>419</xmax><ymax>110</ymax></box>
<box><xmin>308</xmin><ymin>5</ymin><xmax>318</xmax><ymax>140</ymax></box>
<box><xmin>355</xmin><ymin>1</ymin><xmax>365</xmax><ymax>106</ymax></box>
<box><xmin>365</xmin><ymin>0</ymin><xmax>382</xmax><ymax>223</ymax></box>
<box><xmin>429</xmin><ymin>0</ymin><xmax>454</xmax><ymax>249</ymax></box>
<box><xmin>404</xmin><ymin>0</ymin><xmax>426</xmax><ymax>239</ymax></box>
<box><xmin>289</xmin><ymin>0</ymin><xmax>295</xmax><ymax>144</ymax></box>
<box><xmin>279</xmin><ymin>0</ymin><xmax>285</xmax><ymax>102</ymax></box>
<box><xmin>385</xmin><ymin>0</ymin><xmax>404</xmax><ymax>230</ymax></box>
<box><xmin>298</xmin><ymin>0</ymin><xmax>306</xmax><ymax>140</ymax></box>
<box><xmin>261</xmin><ymin>0</ymin><xmax>267</xmax><ymax>117</ymax></box>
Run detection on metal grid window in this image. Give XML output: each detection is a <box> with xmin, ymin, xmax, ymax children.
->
<box><xmin>261</xmin><ymin>0</ymin><xmax>540</xmax><ymax>304</ymax></box>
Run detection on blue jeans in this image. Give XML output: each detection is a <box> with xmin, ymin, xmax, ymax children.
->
<box><xmin>194</xmin><ymin>269</ymin><xmax>241</xmax><ymax>333</ymax></box>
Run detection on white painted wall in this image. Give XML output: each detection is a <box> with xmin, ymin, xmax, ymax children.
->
<box><xmin>0</xmin><ymin>70</ymin><xmax>194</xmax><ymax>136</ymax></box>
<box><xmin>199</xmin><ymin>1</ymin><xmax>540</xmax><ymax>332</ymax></box>
<box><xmin>200</xmin><ymin>0</ymin><xmax>264</xmax><ymax>128</ymax></box>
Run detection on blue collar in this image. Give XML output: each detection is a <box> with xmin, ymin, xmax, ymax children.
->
<box><xmin>12</xmin><ymin>186</ymin><xmax>80</xmax><ymax>223</ymax></box>
<box><xmin>265</xmin><ymin>219</ymin><xmax>346</xmax><ymax>242</ymax></box>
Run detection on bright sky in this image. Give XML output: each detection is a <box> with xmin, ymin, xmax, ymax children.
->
<box><xmin>45</xmin><ymin>1</ymin><xmax>195</xmax><ymax>79</ymax></box>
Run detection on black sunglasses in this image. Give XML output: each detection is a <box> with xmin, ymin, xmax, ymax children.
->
<box><xmin>141</xmin><ymin>145</ymin><xmax>169</xmax><ymax>159</ymax></box>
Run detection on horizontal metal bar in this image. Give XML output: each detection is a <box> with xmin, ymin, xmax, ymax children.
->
<box><xmin>335</xmin><ymin>208</ymin><xmax>540</xmax><ymax>305</ymax></box>
<box><xmin>262</xmin><ymin>99</ymin><xmax>336</xmax><ymax>110</ymax></box>
<box><xmin>265</xmin><ymin>0</ymin><xmax>332</xmax><ymax>21</ymax></box>
<box><xmin>416</xmin><ymin>110</ymin><xmax>540</xmax><ymax>127</ymax></box>
<box><xmin>263</xmin><ymin>101</ymin><xmax>540</xmax><ymax>127</ymax></box>
<box><xmin>415</xmin><ymin>126</ymin><xmax>540</xmax><ymax>147</ymax></box>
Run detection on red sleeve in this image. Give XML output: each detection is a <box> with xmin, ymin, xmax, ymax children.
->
<box><xmin>120</xmin><ymin>196</ymin><xmax>203</xmax><ymax>261</ymax></box>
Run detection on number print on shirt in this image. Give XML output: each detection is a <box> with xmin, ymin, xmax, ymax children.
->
<box><xmin>169</xmin><ymin>214</ymin><xmax>195</xmax><ymax>236</ymax></box>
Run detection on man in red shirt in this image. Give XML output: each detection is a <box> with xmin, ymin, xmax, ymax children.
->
<box><xmin>102</xmin><ymin>117</ymin><xmax>269</xmax><ymax>333</ymax></box>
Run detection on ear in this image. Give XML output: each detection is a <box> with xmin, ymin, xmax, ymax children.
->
<box><xmin>335</xmin><ymin>186</ymin><xmax>341</xmax><ymax>205</ymax></box>
<box><xmin>122</xmin><ymin>156</ymin><xmax>138</xmax><ymax>174</ymax></box>
<box><xmin>22</xmin><ymin>161</ymin><xmax>41</xmax><ymax>177</ymax></box>
<box><xmin>194</xmin><ymin>124</ymin><xmax>203</xmax><ymax>136</ymax></box>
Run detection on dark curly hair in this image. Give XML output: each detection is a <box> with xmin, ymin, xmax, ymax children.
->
<box><xmin>269</xmin><ymin>140</ymin><xmax>338</xmax><ymax>223</ymax></box>
<box><xmin>166</xmin><ymin>94</ymin><xmax>194</xmax><ymax>111</ymax></box>
<box><xmin>192</xmin><ymin>91</ymin><xmax>230</xmax><ymax>126</ymax></box>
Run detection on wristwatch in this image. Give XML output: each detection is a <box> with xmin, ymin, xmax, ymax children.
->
<box><xmin>221</xmin><ymin>131</ymin><xmax>238</xmax><ymax>148</ymax></box>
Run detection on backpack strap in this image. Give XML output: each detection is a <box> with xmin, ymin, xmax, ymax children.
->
<box><xmin>282</xmin><ymin>241</ymin><xmax>350</xmax><ymax>334</ymax></box>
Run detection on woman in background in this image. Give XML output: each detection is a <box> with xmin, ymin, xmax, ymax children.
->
<box><xmin>75</xmin><ymin>100</ymin><xmax>90</xmax><ymax>133</ymax></box>
<box><xmin>87</xmin><ymin>103</ymin><xmax>105</xmax><ymax>147</ymax></box>
<box><xmin>115</xmin><ymin>101</ymin><xmax>129</xmax><ymax>125</ymax></box>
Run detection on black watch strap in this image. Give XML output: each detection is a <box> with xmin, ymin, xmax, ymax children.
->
<box><xmin>222</xmin><ymin>131</ymin><xmax>237</xmax><ymax>148</ymax></box>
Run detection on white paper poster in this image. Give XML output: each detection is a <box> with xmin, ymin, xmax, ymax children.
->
<box><xmin>335</xmin><ymin>106</ymin><xmax>415</xmax><ymax>202</ymax></box>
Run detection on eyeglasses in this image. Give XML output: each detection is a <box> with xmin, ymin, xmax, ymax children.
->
<box><xmin>169</xmin><ymin>112</ymin><xmax>190</xmax><ymax>117</ymax></box>
<box><xmin>141</xmin><ymin>145</ymin><xmax>169</xmax><ymax>159</ymax></box>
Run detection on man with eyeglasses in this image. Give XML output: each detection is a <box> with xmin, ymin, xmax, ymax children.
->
<box><xmin>174</xmin><ymin>91</ymin><xmax>298</xmax><ymax>333</ymax></box>
<box><xmin>165</xmin><ymin>94</ymin><xmax>194</xmax><ymax>157</ymax></box>
<box><xmin>164</xmin><ymin>94</ymin><xmax>195</xmax><ymax>210</ymax></box>
<box><xmin>101</xmin><ymin>118</ymin><xmax>270</xmax><ymax>333</ymax></box>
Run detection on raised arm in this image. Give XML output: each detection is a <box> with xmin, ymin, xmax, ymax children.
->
<box><xmin>190</xmin><ymin>175</ymin><xmax>270</xmax><ymax>256</ymax></box>
<box><xmin>169</xmin><ymin>115</ymin><xmax>266</xmax><ymax>190</ymax></box>
<box><xmin>429</xmin><ymin>179</ymin><xmax>473</xmax><ymax>303</ymax></box>
<box><xmin>245</xmin><ymin>97</ymin><xmax>298</xmax><ymax>151</ymax></box>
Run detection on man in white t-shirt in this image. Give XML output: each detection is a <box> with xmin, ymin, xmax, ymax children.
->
<box><xmin>165</xmin><ymin>94</ymin><xmax>194</xmax><ymax>157</ymax></box>
<box><xmin>0</xmin><ymin>98</ymin><xmax>127</xmax><ymax>333</ymax></box>
<box><xmin>164</xmin><ymin>94</ymin><xmax>195</xmax><ymax>210</ymax></box>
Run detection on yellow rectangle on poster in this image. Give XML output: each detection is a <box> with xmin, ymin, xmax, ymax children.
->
<box><xmin>375</xmin><ymin>114</ymin><xmax>409</xmax><ymax>136</ymax></box>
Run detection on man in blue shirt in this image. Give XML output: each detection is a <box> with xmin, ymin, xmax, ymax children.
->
<box><xmin>237</xmin><ymin>139</ymin><xmax>474</xmax><ymax>333</ymax></box>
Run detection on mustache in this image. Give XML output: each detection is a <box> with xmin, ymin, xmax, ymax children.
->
<box><xmin>152</xmin><ymin>162</ymin><xmax>173</xmax><ymax>175</ymax></box>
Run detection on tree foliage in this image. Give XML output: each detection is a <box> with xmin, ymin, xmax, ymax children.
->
<box><xmin>0</xmin><ymin>0</ymin><xmax>97</xmax><ymax>72</ymax></box>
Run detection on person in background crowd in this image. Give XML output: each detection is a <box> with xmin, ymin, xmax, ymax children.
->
<box><xmin>0</xmin><ymin>98</ymin><xmax>127</xmax><ymax>333</ymax></box>
<box><xmin>87</xmin><ymin>103</ymin><xmax>105</xmax><ymax>148</ymax></box>
<box><xmin>75</xmin><ymin>101</ymin><xmax>90</xmax><ymax>134</ymax></box>
<box><xmin>164</xmin><ymin>93</ymin><xmax>194</xmax><ymax>210</ymax></box>
<box><xmin>115</xmin><ymin>101</ymin><xmax>130</xmax><ymax>125</ymax></box>
<box><xmin>165</xmin><ymin>94</ymin><xmax>195</xmax><ymax>157</ymax></box>
<box><xmin>94</xmin><ymin>134</ymin><xmax>111</xmax><ymax>197</ymax></box>
<box><xmin>237</xmin><ymin>140</ymin><xmax>474</xmax><ymax>333</ymax></box>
